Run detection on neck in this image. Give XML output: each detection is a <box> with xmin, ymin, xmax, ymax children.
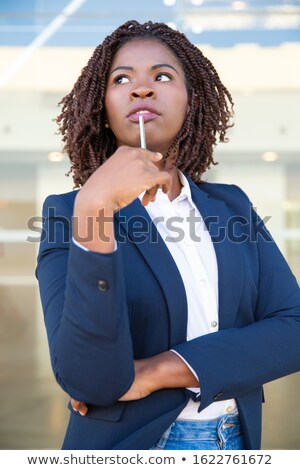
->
<box><xmin>155</xmin><ymin>150</ymin><xmax>182</xmax><ymax>201</ymax></box>
<box><xmin>167</xmin><ymin>167</ymin><xmax>182</xmax><ymax>201</ymax></box>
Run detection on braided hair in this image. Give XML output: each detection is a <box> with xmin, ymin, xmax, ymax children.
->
<box><xmin>56</xmin><ymin>20</ymin><xmax>234</xmax><ymax>187</ymax></box>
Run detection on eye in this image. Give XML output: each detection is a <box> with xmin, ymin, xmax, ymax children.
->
<box><xmin>155</xmin><ymin>73</ymin><xmax>171</xmax><ymax>82</ymax></box>
<box><xmin>113</xmin><ymin>75</ymin><xmax>131</xmax><ymax>85</ymax></box>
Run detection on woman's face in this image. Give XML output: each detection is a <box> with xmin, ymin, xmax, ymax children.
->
<box><xmin>105</xmin><ymin>39</ymin><xmax>189</xmax><ymax>155</ymax></box>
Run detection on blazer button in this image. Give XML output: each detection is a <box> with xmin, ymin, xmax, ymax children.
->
<box><xmin>97</xmin><ymin>279</ymin><xmax>109</xmax><ymax>292</ymax></box>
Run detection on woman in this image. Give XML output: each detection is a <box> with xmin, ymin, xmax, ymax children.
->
<box><xmin>36</xmin><ymin>20</ymin><xmax>300</xmax><ymax>450</ymax></box>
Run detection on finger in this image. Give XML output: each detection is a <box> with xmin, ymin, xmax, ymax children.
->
<box><xmin>71</xmin><ymin>399</ymin><xmax>81</xmax><ymax>411</ymax></box>
<box><xmin>155</xmin><ymin>171</ymin><xmax>172</xmax><ymax>195</ymax></box>
<box><xmin>71</xmin><ymin>399</ymin><xmax>88</xmax><ymax>416</ymax></box>
<box><xmin>141</xmin><ymin>185</ymin><xmax>159</xmax><ymax>206</ymax></box>
<box><xmin>142</xmin><ymin>172</ymin><xmax>171</xmax><ymax>206</ymax></box>
<box><xmin>161</xmin><ymin>182</ymin><xmax>170</xmax><ymax>194</ymax></box>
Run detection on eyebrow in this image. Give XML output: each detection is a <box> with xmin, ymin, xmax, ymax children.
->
<box><xmin>110</xmin><ymin>63</ymin><xmax>179</xmax><ymax>75</ymax></box>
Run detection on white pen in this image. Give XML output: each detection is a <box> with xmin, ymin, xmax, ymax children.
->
<box><xmin>139</xmin><ymin>115</ymin><xmax>146</xmax><ymax>149</ymax></box>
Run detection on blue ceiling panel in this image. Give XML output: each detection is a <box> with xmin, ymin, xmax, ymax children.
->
<box><xmin>189</xmin><ymin>28</ymin><xmax>300</xmax><ymax>47</ymax></box>
<box><xmin>0</xmin><ymin>0</ymin><xmax>299</xmax><ymax>48</ymax></box>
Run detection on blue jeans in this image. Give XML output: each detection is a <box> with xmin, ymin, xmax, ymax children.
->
<box><xmin>150</xmin><ymin>413</ymin><xmax>245</xmax><ymax>450</ymax></box>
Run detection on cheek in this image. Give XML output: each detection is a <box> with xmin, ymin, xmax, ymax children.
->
<box><xmin>175</xmin><ymin>87</ymin><xmax>189</xmax><ymax>115</ymax></box>
<box><xmin>104</xmin><ymin>89</ymin><xmax>120</xmax><ymax>123</ymax></box>
<box><xmin>176</xmin><ymin>94</ymin><xmax>189</xmax><ymax>126</ymax></box>
<box><xmin>104</xmin><ymin>95</ymin><xmax>113</xmax><ymax>123</ymax></box>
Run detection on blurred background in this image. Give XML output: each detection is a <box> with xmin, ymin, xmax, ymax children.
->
<box><xmin>0</xmin><ymin>0</ymin><xmax>300</xmax><ymax>449</ymax></box>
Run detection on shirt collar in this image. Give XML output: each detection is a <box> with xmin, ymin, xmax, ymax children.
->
<box><xmin>176</xmin><ymin>171</ymin><xmax>193</xmax><ymax>205</ymax></box>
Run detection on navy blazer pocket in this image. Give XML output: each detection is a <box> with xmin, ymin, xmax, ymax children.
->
<box><xmin>68</xmin><ymin>401</ymin><xmax>126</xmax><ymax>422</ymax></box>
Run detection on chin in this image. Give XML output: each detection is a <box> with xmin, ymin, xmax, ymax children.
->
<box><xmin>146</xmin><ymin>140</ymin><xmax>169</xmax><ymax>154</ymax></box>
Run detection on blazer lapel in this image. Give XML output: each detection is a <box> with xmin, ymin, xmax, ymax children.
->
<box><xmin>188</xmin><ymin>178</ymin><xmax>244</xmax><ymax>330</ymax></box>
<box><xmin>114</xmin><ymin>200</ymin><xmax>188</xmax><ymax>347</ymax></box>
<box><xmin>114</xmin><ymin>176</ymin><xmax>244</xmax><ymax>342</ymax></box>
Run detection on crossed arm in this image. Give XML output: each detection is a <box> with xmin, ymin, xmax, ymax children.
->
<box><xmin>72</xmin><ymin>351</ymin><xmax>198</xmax><ymax>415</ymax></box>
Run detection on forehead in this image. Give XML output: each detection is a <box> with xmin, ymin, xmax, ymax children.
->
<box><xmin>110</xmin><ymin>39</ymin><xmax>183</xmax><ymax>70</ymax></box>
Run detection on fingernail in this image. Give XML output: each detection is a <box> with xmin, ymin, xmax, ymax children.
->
<box><xmin>156</xmin><ymin>152</ymin><xmax>163</xmax><ymax>159</ymax></box>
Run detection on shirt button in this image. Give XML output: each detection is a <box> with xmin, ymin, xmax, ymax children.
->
<box><xmin>184</xmin><ymin>239</ymin><xmax>191</xmax><ymax>246</ymax></box>
<box><xmin>199</xmin><ymin>279</ymin><xmax>207</xmax><ymax>286</ymax></box>
<box><xmin>226</xmin><ymin>406</ymin><xmax>234</xmax><ymax>413</ymax></box>
<box><xmin>97</xmin><ymin>279</ymin><xmax>109</xmax><ymax>292</ymax></box>
<box><xmin>211</xmin><ymin>321</ymin><xmax>218</xmax><ymax>328</ymax></box>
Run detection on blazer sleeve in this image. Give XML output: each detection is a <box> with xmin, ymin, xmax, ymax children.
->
<box><xmin>36</xmin><ymin>193</ymin><xmax>134</xmax><ymax>406</ymax></box>
<box><xmin>172</xmin><ymin>188</ymin><xmax>300</xmax><ymax>411</ymax></box>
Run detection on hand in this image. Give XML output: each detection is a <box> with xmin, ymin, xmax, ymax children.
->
<box><xmin>73</xmin><ymin>146</ymin><xmax>171</xmax><ymax>253</ymax></box>
<box><xmin>118</xmin><ymin>359</ymin><xmax>154</xmax><ymax>401</ymax></box>
<box><xmin>75</xmin><ymin>146</ymin><xmax>171</xmax><ymax>214</ymax></box>
<box><xmin>71</xmin><ymin>399</ymin><xmax>88</xmax><ymax>416</ymax></box>
<box><xmin>118</xmin><ymin>352</ymin><xmax>199</xmax><ymax>402</ymax></box>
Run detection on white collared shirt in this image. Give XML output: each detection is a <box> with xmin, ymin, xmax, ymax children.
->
<box><xmin>141</xmin><ymin>172</ymin><xmax>237</xmax><ymax>420</ymax></box>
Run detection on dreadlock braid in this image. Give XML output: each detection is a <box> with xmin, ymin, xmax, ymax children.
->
<box><xmin>56</xmin><ymin>20</ymin><xmax>234</xmax><ymax>187</ymax></box>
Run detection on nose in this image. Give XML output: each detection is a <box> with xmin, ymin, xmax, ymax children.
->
<box><xmin>130</xmin><ymin>86</ymin><xmax>155</xmax><ymax>100</ymax></box>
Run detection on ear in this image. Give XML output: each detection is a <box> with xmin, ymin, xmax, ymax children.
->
<box><xmin>103</xmin><ymin>111</ymin><xmax>110</xmax><ymax>128</ymax></box>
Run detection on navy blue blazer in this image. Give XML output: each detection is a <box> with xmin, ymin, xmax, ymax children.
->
<box><xmin>36</xmin><ymin>177</ymin><xmax>300</xmax><ymax>450</ymax></box>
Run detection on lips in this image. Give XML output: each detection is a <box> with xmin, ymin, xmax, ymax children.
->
<box><xmin>127</xmin><ymin>104</ymin><xmax>160</xmax><ymax>123</ymax></box>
